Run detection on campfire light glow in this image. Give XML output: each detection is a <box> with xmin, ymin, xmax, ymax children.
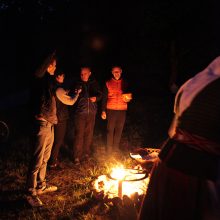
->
<box><xmin>93</xmin><ymin>166</ymin><xmax>150</xmax><ymax>199</ymax></box>
<box><xmin>111</xmin><ymin>166</ymin><xmax>127</xmax><ymax>180</ymax></box>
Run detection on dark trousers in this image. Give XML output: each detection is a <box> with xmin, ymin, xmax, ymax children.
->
<box><xmin>106</xmin><ymin>110</ymin><xmax>126</xmax><ymax>152</ymax></box>
<box><xmin>49</xmin><ymin>120</ymin><xmax>67</xmax><ymax>165</ymax></box>
<box><xmin>73</xmin><ymin>113</ymin><xmax>96</xmax><ymax>159</ymax></box>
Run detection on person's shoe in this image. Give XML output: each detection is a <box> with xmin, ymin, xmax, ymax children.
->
<box><xmin>26</xmin><ymin>194</ymin><xmax>43</xmax><ymax>207</ymax></box>
<box><xmin>73</xmin><ymin>158</ymin><xmax>80</xmax><ymax>166</ymax></box>
<box><xmin>48</xmin><ymin>163</ymin><xmax>63</xmax><ymax>170</ymax></box>
<box><xmin>37</xmin><ymin>185</ymin><xmax>58</xmax><ymax>195</ymax></box>
<box><xmin>48</xmin><ymin>163</ymin><xmax>57</xmax><ymax>169</ymax></box>
<box><xmin>82</xmin><ymin>154</ymin><xmax>90</xmax><ymax>162</ymax></box>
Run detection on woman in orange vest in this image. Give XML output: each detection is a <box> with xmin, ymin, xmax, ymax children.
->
<box><xmin>101</xmin><ymin>65</ymin><xmax>132</xmax><ymax>154</ymax></box>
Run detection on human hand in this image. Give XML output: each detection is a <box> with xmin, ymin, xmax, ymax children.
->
<box><xmin>75</xmin><ymin>88</ymin><xmax>82</xmax><ymax>94</ymax></box>
<box><xmin>89</xmin><ymin>97</ymin><xmax>96</xmax><ymax>102</ymax></box>
<box><xmin>122</xmin><ymin>93</ymin><xmax>132</xmax><ymax>102</ymax></box>
<box><xmin>131</xmin><ymin>148</ymin><xmax>159</xmax><ymax>165</ymax></box>
<box><xmin>101</xmin><ymin>111</ymin><xmax>106</xmax><ymax>120</ymax></box>
<box><xmin>130</xmin><ymin>148</ymin><xmax>148</xmax><ymax>164</ymax></box>
<box><xmin>132</xmin><ymin>147</ymin><xmax>148</xmax><ymax>156</ymax></box>
<box><xmin>75</xmin><ymin>85</ymin><xmax>82</xmax><ymax>94</ymax></box>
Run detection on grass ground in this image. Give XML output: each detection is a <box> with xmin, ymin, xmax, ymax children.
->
<box><xmin>0</xmin><ymin>136</ymin><xmax>152</xmax><ymax>220</ymax></box>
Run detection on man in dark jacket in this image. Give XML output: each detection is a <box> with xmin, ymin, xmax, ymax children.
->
<box><xmin>26</xmin><ymin>52</ymin><xmax>58</xmax><ymax>207</ymax></box>
<box><xmin>72</xmin><ymin>66</ymin><xmax>102</xmax><ymax>165</ymax></box>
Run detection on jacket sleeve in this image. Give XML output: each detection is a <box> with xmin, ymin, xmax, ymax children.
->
<box><xmin>93</xmin><ymin>80</ymin><xmax>102</xmax><ymax>102</ymax></box>
<box><xmin>56</xmin><ymin>87</ymin><xmax>79</xmax><ymax>105</ymax></box>
<box><xmin>101</xmin><ymin>83</ymin><xmax>108</xmax><ymax>112</ymax></box>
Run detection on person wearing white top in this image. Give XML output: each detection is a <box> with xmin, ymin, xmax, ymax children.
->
<box><xmin>48</xmin><ymin>70</ymin><xmax>81</xmax><ymax>169</ymax></box>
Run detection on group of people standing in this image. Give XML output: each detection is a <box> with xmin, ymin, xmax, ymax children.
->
<box><xmin>25</xmin><ymin>51</ymin><xmax>220</xmax><ymax>219</ymax></box>
<box><xmin>25</xmin><ymin>52</ymin><xmax>132</xmax><ymax>207</ymax></box>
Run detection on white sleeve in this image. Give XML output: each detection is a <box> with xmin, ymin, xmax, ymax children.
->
<box><xmin>56</xmin><ymin>87</ymin><xmax>79</xmax><ymax>105</ymax></box>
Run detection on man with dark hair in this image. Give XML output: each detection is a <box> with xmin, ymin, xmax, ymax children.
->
<box><xmin>26</xmin><ymin>52</ymin><xmax>58</xmax><ymax>207</ymax></box>
<box><xmin>72</xmin><ymin>66</ymin><xmax>102</xmax><ymax>165</ymax></box>
<box><xmin>48</xmin><ymin>69</ymin><xmax>81</xmax><ymax>169</ymax></box>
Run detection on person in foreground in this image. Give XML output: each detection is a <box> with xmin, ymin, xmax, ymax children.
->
<box><xmin>138</xmin><ymin>56</ymin><xmax>220</xmax><ymax>220</ymax></box>
<box><xmin>26</xmin><ymin>52</ymin><xmax>58</xmax><ymax>207</ymax></box>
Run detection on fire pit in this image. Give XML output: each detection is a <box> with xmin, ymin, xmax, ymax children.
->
<box><xmin>90</xmin><ymin>150</ymin><xmax>158</xmax><ymax>219</ymax></box>
<box><xmin>93</xmin><ymin>166</ymin><xmax>149</xmax><ymax>199</ymax></box>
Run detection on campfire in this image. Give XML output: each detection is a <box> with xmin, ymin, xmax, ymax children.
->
<box><xmin>92</xmin><ymin>148</ymin><xmax>160</xmax><ymax>199</ymax></box>
<box><xmin>93</xmin><ymin>165</ymin><xmax>150</xmax><ymax>199</ymax></box>
<box><xmin>89</xmin><ymin>149</ymin><xmax>159</xmax><ymax>219</ymax></box>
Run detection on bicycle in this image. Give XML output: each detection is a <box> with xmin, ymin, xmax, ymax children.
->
<box><xmin>0</xmin><ymin>120</ymin><xmax>9</xmax><ymax>143</ymax></box>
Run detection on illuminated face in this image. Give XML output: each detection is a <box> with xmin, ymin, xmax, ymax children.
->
<box><xmin>80</xmin><ymin>67</ymin><xmax>91</xmax><ymax>82</ymax></box>
<box><xmin>47</xmin><ymin>59</ymin><xmax>56</xmax><ymax>75</ymax></box>
<box><xmin>112</xmin><ymin>67</ymin><xmax>122</xmax><ymax>80</ymax></box>
<box><xmin>56</xmin><ymin>73</ymin><xmax>65</xmax><ymax>83</ymax></box>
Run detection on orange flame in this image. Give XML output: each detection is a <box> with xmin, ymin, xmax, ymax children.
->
<box><xmin>93</xmin><ymin>166</ymin><xmax>149</xmax><ymax>198</ymax></box>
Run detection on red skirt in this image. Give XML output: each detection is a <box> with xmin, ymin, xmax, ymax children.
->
<box><xmin>138</xmin><ymin>160</ymin><xmax>220</xmax><ymax>220</ymax></box>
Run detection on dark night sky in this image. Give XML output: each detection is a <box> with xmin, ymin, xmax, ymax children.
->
<box><xmin>1</xmin><ymin>0</ymin><xmax>220</xmax><ymax>101</ymax></box>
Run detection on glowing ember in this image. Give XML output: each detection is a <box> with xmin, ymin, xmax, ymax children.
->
<box><xmin>93</xmin><ymin>166</ymin><xmax>150</xmax><ymax>198</ymax></box>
